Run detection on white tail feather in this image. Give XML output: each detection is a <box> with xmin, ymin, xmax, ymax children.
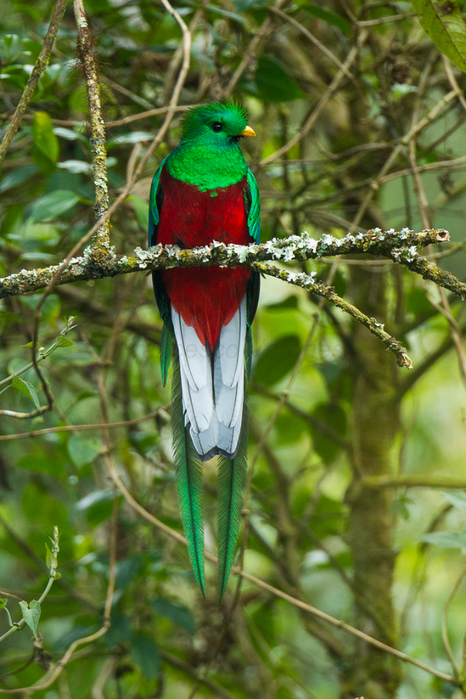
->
<box><xmin>171</xmin><ymin>308</ymin><xmax>213</xmax><ymax>433</ymax></box>
<box><xmin>171</xmin><ymin>298</ymin><xmax>247</xmax><ymax>459</ymax></box>
<box><xmin>219</xmin><ymin>297</ymin><xmax>246</xmax><ymax>388</ymax></box>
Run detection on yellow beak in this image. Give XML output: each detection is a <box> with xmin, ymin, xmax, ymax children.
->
<box><xmin>240</xmin><ymin>125</ymin><xmax>256</xmax><ymax>137</ymax></box>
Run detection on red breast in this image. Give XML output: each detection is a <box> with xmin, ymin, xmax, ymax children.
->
<box><xmin>157</xmin><ymin>168</ymin><xmax>251</xmax><ymax>350</ymax></box>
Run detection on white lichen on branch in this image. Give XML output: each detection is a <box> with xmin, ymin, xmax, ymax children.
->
<box><xmin>0</xmin><ymin>227</ymin><xmax>454</xmax><ymax>299</ymax></box>
<box><xmin>0</xmin><ymin>227</ymin><xmax>459</xmax><ymax>368</ymax></box>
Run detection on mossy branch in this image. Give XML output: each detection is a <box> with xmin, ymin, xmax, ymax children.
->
<box><xmin>0</xmin><ymin>227</ymin><xmax>456</xmax><ymax>369</ymax></box>
<box><xmin>73</xmin><ymin>0</ymin><xmax>110</xmax><ymax>250</ymax></box>
<box><xmin>0</xmin><ymin>227</ymin><xmax>450</xmax><ymax>299</ymax></box>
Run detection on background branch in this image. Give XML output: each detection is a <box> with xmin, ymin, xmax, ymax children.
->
<box><xmin>73</xmin><ymin>0</ymin><xmax>110</xmax><ymax>249</ymax></box>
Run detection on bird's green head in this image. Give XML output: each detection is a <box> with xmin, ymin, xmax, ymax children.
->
<box><xmin>180</xmin><ymin>101</ymin><xmax>255</xmax><ymax>146</ymax></box>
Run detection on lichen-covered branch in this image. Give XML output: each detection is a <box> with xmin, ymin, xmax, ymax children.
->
<box><xmin>258</xmin><ymin>263</ymin><xmax>413</xmax><ymax>368</ymax></box>
<box><xmin>0</xmin><ymin>227</ymin><xmax>454</xmax><ymax>369</ymax></box>
<box><xmin>0</xmin><ymin>0</ymin><xmax>68</xmax><ymax>167</ymax></box>
<box><xmin>383</xmin><ymin>247</ymin><xmax>466</xmax><ymax>300</ymax></box>
<box><xmin>73</xmin><ymin>0</ymin><xmax>110</xmax><ymax>249</ymax></box>
<box><xmin>0</xmin><ymin>228</ymin><xmax>451</xmax><ymax>300</ymax></box>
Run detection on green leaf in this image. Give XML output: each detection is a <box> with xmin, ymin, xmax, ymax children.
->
<box><xmin>274</xmin><ymin>412</ymin><xmax>307</xmax><ymax>445</ymax></box>
<box><xmin>0</xmin><ymin>599</ymin><xmax>7</xmax><ymax>610</ymax></box>
<box><xmin>53</xmin><ymin>127</ymin><xmax>87</xmax><ymax>141</ymax></box>
<box><xmin>316</xmin><ymin>360</ymin><xmax>343</xmax><ymax>390</ymax></box>
<box><xmin>115</xmin><ymin>555</ymin><xmax>144</xmax><ymax>590</ymax></box>
<box><xmin>31</xmin><ymin>111</ymin><xmax>59</xmax><ymax>163</ymax></box>
<box><xmin>130</xmin><ymin>634</ymin><xmax>161</xmax><ymax>680</ymax></box>
<box><xmin>45</xmin><ymin>542</ymin><xmax>57</xmax><ymax>570</ymax></box>
<box><xmin>74</xmin><ymin>489</ymin><xmax>116</xmax><ymax>526</ymax></box>
<box><xmin>308</xmin><ymin>494</ymin><xmax>344</xmax><ymax>538</ymax></box>
<box><xmin>265</xmin><ymin>295</ymin><xmax>299</xmax><ymax>312</ymax></box>
<box><xmin>420</xmin><ymin>530</ymin><xmax>466</xmax><ymax>552</ymax></box>
<box><xmin>57</xmin><ymin>160</ymin><xmax>92</xmax><ymax>174</ymax></box>
<box><xmin>21</xmin><ymin>252</ymin><xmax>56</xmax><ymax>262</ymax></box>
<box><xmin>19</xmin><ymin>294</ymin><xmax>61</xmax><ymax>326</ymax></box>
<box><xmin>406</xmin><ymin>286</ymin><xmax>432</xmax><ymax>316</ymax></box>
<box><xmin>73</xmin><ymin>488</ymin><xmax>115</xmax><ymax>527</ymax></box>
<box><xmin>151</xmin><ymin>599</ymin><xmax>196</xmax><ymax>636</ymax></box>
<box><xmin>300</xmin><ymin>3</ymin><xmax>350</xmax><ymax>34</ymax></box>
<box><xmin>105</xmin><ymin>614</ymin><xmax>133</xmax><ymax>647</ymax></box>
<box><xmin>19</xmin><ymin>599</ymin><xmax>41</xmax><ymax>638</ymax></box>
<box><xmin>74</xmin><ymin>488</ymin><xmax>115</xmax><ymax>512</ymax></box>
<box><xmin>67</xmin><ymin>435</ymin><xmax>101</xmax><ymax>468</ymax></box>
<box><xmin>17</xmin><ymin>454</ymin><xmax>63</xmax><ymax>477</ymax></box>
<box><xmin>68</xmin><ymin>84</ymin><xmax>88</xmax><ymax>116</ymax></box>
<box><xmin>30</xmin><ymin>190</ymin><xmax>80</xmax><ymax>222</ymax></box>
<box><xmin>55</xmin><ymin>336</ymin><xmax>74</xmax><ymax>347</ymax></box>
<box><xmin>19</xmin><ymin>220</ymin><xmax>61</xmax><ymax>244</ymax></box>
<box><xmin>255</xmin><ymin>56</ymin><xmax>306</xmax><ymax>102</ymax></box>
<box><xmin>235</xmin><ymin>0</ymin><xmax>268</xmax><ymax>10</ymax></box>
<box><xmin>411</xmin><ymin>0</ymin><xmax>466</xmax><ymax>73</ymax></box>
<box><xmin>205</xmin><ymin>4</ymin><xmax>247</xmax><ymax>24</ymax></box>
<box><xmin>253</xmin><ymin>334</ymin><xmax>301</xmax><ymax>386</ymax></box>
<box><xmin>310</xmin><ymin>403</ymin><xmax>346</xmax><ymax>465</ymax></box>
<box><xmin>0</xmin><ymin>165</ymin><xmax>39</xmax><ymax>193</ymax></box>
<box><xmin>392</xmin><ymin>493</ymin><xmax>414</xmax><ymax>521</ymax></box>
<box><xmin>443</xmin><ymin>490</ymin><xmax>466</xmax><ymax>511</ymax></box>
<box><xmin>11</xmin><ymin>375</ymin><xmax>41</xmax><ymax>409</ymax></box>
<box><xmin>130</xmin><ymin>195</ymin><xmax>149</xmax><ymax>230</ymax></box>
<box><xmin>107</xmin><ymin>131</ymin><xmax>153</xmax><ymax>146</ymax></box>
<box><xmin>0</xmin><ymin>34</ymin><xmax>29</xmax><ymax>63</ymax></box>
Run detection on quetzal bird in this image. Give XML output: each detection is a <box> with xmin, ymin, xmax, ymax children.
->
<box><xmin>148</xmin><ymin>102</ymin><xmax>260</xmax><ymax>599</ymax></box>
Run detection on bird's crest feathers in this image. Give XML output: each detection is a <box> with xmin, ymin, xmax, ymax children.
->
<box><xmin>181</xmin><ymin>101</ymin><xmax>248</xmax><ymax>141</ymax></box>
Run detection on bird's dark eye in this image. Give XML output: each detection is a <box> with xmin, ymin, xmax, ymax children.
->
<box><xmin>212</xmin><ymin>122</ymin><xmax>223</xmax><ymax>132</ymax></box>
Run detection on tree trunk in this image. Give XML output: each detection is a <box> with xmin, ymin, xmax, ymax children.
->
<box><xmin>344</xmin><ymin>264</ymin><xmax>402</xmax><ymax>698</ymax></box>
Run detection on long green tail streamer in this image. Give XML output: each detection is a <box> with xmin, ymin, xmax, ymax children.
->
<box><xmin>172</xmin><ymin>355</ymin><xmax>205</xmax><ymax>595</ymax></box>
<box><xmin>217</xmin><ymin>403</ymin><xmax>248</xmax><ymax>601</ymax></box>
<box><xmin>160</xmin><ymin>323</ymin><xmax>174</xmax><ymax>387</ymax></box>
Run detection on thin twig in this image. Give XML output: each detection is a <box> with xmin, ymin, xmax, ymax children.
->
<box><xmin>351</xmin><ymin>88</ymin><xmax>461</xmax><ymax>231</ymax></box>
<box><xmin>441</xmin><ymin>566</ymin><xmax>466</xmax><ymax>680</ymax></box>
<box><xmin>358</xmin><ymin>12</ymin><xmax>415</xmax><ymax>25</ymax></box>
<box><xmin>362</xmin><ymin>475</ymin><xmax>466</xmax><ymax>489</ymax></box>
<box><xmin>0</xmin><ymin>105</ymin><xmax>193</xmax><ymax>129</ymax></box>
<box><xmin>270</xmin><ymin>7</ymin><xmax>355</xmax><ymax>82</ymax></box>
<box><xmin>0</xmin><ymin>409</ymin><xmax>167</xmax><ymax>441</ymax></box>
<box><xmin>162</xmin><ymin>650</ymin><xmax>237</xmax><ymax>699</ymax></box>
<box><xmin>225</xmin><ymin>0</ymin><xmax>290</xmax><ymax>97</ymax></box>
<box><xmin>260</xmin><ymin>28</ymin><xmax>369</xmax><ymax>166</ymax></box>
